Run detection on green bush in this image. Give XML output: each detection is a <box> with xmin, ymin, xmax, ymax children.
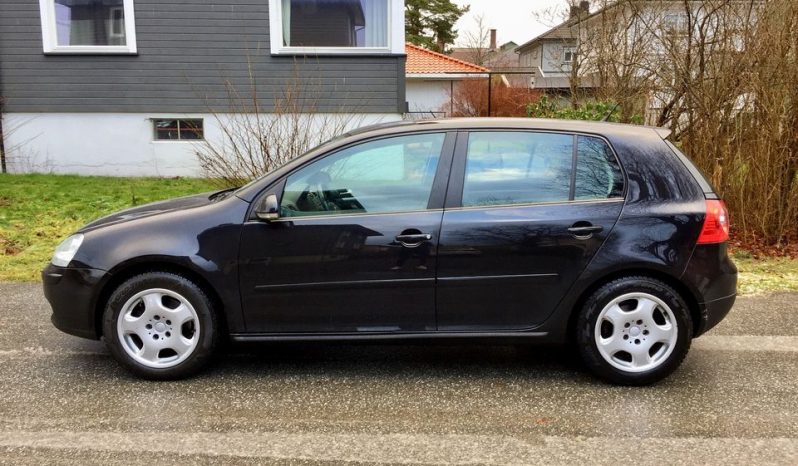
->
<box><xmin>526</xmin><ymin>96</ymin><xmax>644</xmax><ymax>125</ymax></box>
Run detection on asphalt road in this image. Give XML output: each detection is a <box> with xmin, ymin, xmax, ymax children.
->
<box><xmin>0</xmin><ymin>282</ymin><xmax>796</xmax><ymax>465</ymax></box>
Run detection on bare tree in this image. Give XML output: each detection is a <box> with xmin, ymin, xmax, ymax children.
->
<box><xmin>458</xmin><ymin>14</ymin><xmax>492</xmax><ymax>66</ymax></box>
<box><xmin>567</xmin><ymin>0</ymin><xmax>798</xmax><ymax>246</ymax></box>
<box><xmin>195</xmin><ymin>61</ymin><xmax>369</xmax><ymax>187</ymax></box>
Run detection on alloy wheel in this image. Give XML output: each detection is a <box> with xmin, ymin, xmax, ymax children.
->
<box><xmin>593</xmin><ymin>292</ymin><xmax>679</xmax><ymax>373</ymax></box>
<box><xmin>116</xmin><ymin>288</ymin><xmax>200</xmax><ymax>369</ymax></box>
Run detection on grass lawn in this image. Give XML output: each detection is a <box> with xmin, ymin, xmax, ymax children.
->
<box><xmin>1</xmin><ymin>173</ymin><xmax>796</xmax><ymax>296</ymax></box>
<box><xmin>0</xmin><ymin>174</ymin><xmax>215</xmax><ymax>281</ymax></box>
<box><xmin>732</xmin><ymin>252</ymin><xmax>798</xmax><ymax>296</ymax></box>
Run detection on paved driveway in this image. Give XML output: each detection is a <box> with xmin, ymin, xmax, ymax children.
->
<box><xmin>0</xmin><ymin>282</ymin><xmax>796</xmax><ymax>465</ymax></box>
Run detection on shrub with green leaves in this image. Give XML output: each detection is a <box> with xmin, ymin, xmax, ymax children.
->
<box><xmin>526</xmin><ymin>96</ymin><xmax>643</xmax><ymax>125</ymax></box>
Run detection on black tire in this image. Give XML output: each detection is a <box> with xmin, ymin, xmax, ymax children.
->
<box><xmin>576</xmin><ymin>276</ymin><xmax>693</xmax><ymax>385</ymax></box>
<box><xmin>102</xmin><ymin>272</ymin><xmax>218</xmax><ymax>380</ymax></box>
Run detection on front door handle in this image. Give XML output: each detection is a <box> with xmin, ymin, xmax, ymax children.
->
<box><xmin>568</xmin><ymin>223</ymin><xmax>603</xmax><ymax>238</ymax></box>
<box><xmin>396</xmin><ymin>227</ymin><xmax>432</xmax><ymax>245</ymax></box>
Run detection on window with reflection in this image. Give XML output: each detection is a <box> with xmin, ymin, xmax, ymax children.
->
<box><xmin>54</xmin><ymin>0</ymin><xmax>126</xmax><ymax>46</ymax></box>
<box><xmin>462</xmin><ymin>132</ymin><xmax>574</xmax><ymax>207</ymax></box>
<box><xmin>281</xmin><ymin>133</ymin><xmax>444</xmax><ymax>217</ymax></box>
<box><xmin>279</xmin><ymin>0</ymin><xmax>388</xmax><ymax>48</ymax></box>
<box><xmin>575</xmin><ymin>136</ymin><xmax>624</xmax><ymax>200</ymax></box>
<box><xmin>40</xmin><ymin>0</ymin><xmax>137</xmax><ymax>53</ymax></box>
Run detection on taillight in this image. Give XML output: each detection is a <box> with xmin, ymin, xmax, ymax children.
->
<box><xmin>697</xmin><ymin>199</ymin><xmax>730</xmax><ymax>244</ymax></box>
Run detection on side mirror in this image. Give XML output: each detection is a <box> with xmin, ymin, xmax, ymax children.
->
<box><xmin>255</xmin><ymin>194</ymin><xmax>280</xmax><ymax>221</ymax></box>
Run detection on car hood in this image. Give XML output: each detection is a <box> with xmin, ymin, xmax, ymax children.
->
<box><xmin>78</xmin><ymin>192</ymin><xmax>219</xmax><ymax>232</ymax></box>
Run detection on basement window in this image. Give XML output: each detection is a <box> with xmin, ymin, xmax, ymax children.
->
<box><xmin>153</xmin><ymin>119</ymin><xmax>204</xmax><ymax>141</ymax></box>
<box><xmin>39</xmin><ymin>0</ymin><xmax>137</xmax><ymax>54</ymax></box>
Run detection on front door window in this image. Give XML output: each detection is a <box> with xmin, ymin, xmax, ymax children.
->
<box><xmin>281</xmin><ymin>133</ymin><xmax>445</xmax><ymax>217</ymax></box>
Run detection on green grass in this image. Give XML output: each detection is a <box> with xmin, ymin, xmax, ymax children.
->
<box><xmin>0</xmin><ymin>174</ymin><xmax>216</xmax><ymax>281</ymax></box>
<box><xmin>731</xmin><ymin>251</ymin><xmax>798</xmax><ymax>296</ymax></box>
<box><xmin>1</xmin><ymin>174</ymin><xmax>797</xmax><ymax>296</ymax></box>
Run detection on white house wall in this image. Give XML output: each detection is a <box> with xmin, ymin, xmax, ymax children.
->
<box><xmin>541</xmin><ymin>41</ymin><xmax>572</xmax><ymax>74</ymax></box>
<box><xmin>406</xmin><ymin>80</ymin><xmax>453</xmax><ymax>116</ymax></box>
<box><xmin>2</xmin><ymin>112</ymin><xmax>401</xmax><ymax>177</ymax></box>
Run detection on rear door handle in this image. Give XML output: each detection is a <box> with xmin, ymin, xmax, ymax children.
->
<box><xmin>395</xmin><ymin>233</ymin><xmax>432</xmax><ymax>243</ymax></box>
<box><xmin>568</xmin><ymin>224</ymin><xmax>603</xmax><ymax>238</ymax></box>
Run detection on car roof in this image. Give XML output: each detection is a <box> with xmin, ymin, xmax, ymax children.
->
<box><xmin>345</xmin><ymin>118</ymin><xmax>671</xmax><ymax>140</ymax></box>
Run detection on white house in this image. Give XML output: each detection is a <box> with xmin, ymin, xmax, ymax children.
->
<box><xmin>404</xmin><ymin>43</ymin><xmax>489</xmax><ymax>118</ymax></box>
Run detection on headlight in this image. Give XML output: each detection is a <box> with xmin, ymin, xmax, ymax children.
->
<box><xmin>52</xmin><ymin>234</ymin><xmax>84</xmax><ymax>267</ymax></box>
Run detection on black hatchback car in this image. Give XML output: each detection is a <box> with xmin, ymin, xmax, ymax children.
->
<box><xmin>43</xmin><ymin>119</ymin><xmax>736</xmax><ymax>385</ymax></box>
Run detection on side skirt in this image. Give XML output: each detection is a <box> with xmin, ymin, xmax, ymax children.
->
<box><xmin>230</xmin><ymin>331</ymin><xmax>550</xmax><ymax>343</ymax></box>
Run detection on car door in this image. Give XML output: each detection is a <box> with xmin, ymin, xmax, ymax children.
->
<box><xmin>239</xmin><ymin>131</ymin><xmax>455</xmax><ymax>333</ymax></box>
<box><xmin>436</xmin><ymin>131</ymin><xmax>625</xmax><ymax>330</ymax></box>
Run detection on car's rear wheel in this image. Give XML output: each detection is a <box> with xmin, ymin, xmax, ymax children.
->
<box><xmin>576</xmin><ymin>276</ymin><xmax>692</xmax><ymax>385</ymax></box>
<box><xmin>102</xmin><ymin>272</ymin><xmax>217</xmax><ymax>379</ymax></box>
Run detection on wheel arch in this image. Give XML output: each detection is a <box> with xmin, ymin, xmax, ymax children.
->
<box><xmin>94</xmin><ymin>260</ymin><xmax>228</xmax><ymax>339</ymax></box>
<box><xmin>564</xmin><ymin>267</ymin><xmax>703</xmax><ymax>342</ymax></box>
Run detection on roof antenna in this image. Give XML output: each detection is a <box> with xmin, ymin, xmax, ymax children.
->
<box><xmin>602</xmin><ymin>103</ymin><xmax>620</xmax><ymax>122</ymax></box>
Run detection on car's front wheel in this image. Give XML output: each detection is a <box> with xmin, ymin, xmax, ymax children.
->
<box><xmin>576</xmin><ymin>276</ymin><xmax>693</xmax><ymax>385</ymax></box>
<box><xmin>102</xmin><ymin>272</ymin><xmax>218</xmax><ymax>379</ymax></box>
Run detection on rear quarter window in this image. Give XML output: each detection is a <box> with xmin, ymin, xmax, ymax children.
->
<box><xmin>575</xmin><ymin>135</ymin><xmax>624</xmax><ymax>200</ymax></box>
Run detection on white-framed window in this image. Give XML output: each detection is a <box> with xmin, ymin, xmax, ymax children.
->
<box><xmin>269</xmin><ymin>0</ymin><xmax>404</xmax><ymax>55</ymax></box>
<box><xmin>39</xmin><ymin>0</ymin><xmax>137</xmax><ymax>54</ymax></box>
<box><xmin>563</xmin><ymin>46</ymin><xmax>576</xmax><ymax>65</ymax></box>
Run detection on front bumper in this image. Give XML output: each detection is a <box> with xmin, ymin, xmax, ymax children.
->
<box><xmin>42</xmin><ymin>264</ymin><xmax>107</xmax><ymax>340</ymax></box>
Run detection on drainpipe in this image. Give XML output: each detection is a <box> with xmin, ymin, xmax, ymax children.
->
<box><xmin>0</xmin><ymin>97</ymin><xmax>5</xmax><ymax>174</ymax></box>
<box><xmin>487</xmin><ymin>73</ymin><xmax>492</xmax><ymax>117</ymax></box>
<box><xmin>0</xmin><ymin>60</ymin><xmax>5</xmax><ymax>173</ymax></box>
<box><xmin>450</xmin><ymin>80</ymin><xmax>454</xmax><ymax>116</ymax></box>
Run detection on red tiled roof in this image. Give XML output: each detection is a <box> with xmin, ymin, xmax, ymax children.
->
<box><xmin>405</xmin><ymin>43</ymin><xmax>489</xmax><ymax>74</ymax></box>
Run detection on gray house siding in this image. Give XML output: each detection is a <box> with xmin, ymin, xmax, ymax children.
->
<box><xmin>0</xmin><ymin>0</ymin><xmax>406</xmax><ymax>114</ymax></box>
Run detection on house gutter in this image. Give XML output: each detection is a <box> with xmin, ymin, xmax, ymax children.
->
<box><xmin>407</xmin><ymin>73</ymin><xmax>490</xmax><ymax>79</ymax></box>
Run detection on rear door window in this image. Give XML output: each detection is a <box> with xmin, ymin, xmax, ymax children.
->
<box><xmin>462</xmin><ymin>132</ymin><xmax>574</xmax><ymax>207</ymax></box>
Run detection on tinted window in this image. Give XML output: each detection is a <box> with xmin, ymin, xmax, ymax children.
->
<box><xmin>462</xmin><ymin>132</ymin><xmax>573</xmax><ymax>207</ymax></box>
<box><xmin>281</xmin><ymin>133</ymin><xmax>444</xmax><ymax>217</ymax></box>
<box><xmin>575</xmin><ymin>136</ymin><xmax>624</xmax><ymax>200</ymax></box>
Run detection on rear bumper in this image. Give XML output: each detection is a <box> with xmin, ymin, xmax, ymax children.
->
<box><xmin>697</xmin><ymin>293</ymin><xmax>736</xmax><ymax>336</ymax></box>
<box><xmin>42</xmin><ymin>264</ymin><xmax>107</xmax><ymax>340</ymax></box>
<box><xmin>682</xmin><ymin>242</ymin><xmax>738</xmax><ymax>336</ymax></box>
